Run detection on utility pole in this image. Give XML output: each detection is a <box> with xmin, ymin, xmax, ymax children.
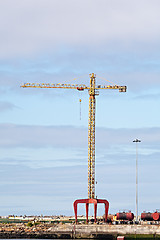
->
<box><xmin>133</xmin><ymin>138</ymin><xmax>141</xmax><ymax>222</ymax></box>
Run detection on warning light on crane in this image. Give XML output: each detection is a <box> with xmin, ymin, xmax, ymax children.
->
<box><xmin>21</xmin><ymin>73</ymin><xmax>127</xmax><ymax>223</ymax></box>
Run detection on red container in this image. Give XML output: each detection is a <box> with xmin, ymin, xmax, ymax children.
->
<box><xmin>116</xmin><ymin>212</ymin><xmax>134</xmax><ymax>221</ymax></box>
<box><xmin>152</xmin><ymin>212</ymin><xmax>160</xmax><ymax>221</ymax></box>
<box><xmin>141</xmin><ymin>212</ymin><xmax>153</xmax><ymax>221</ymax></box>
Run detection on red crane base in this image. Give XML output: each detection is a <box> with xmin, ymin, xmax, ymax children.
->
<box><xmin>73</xmin><ymin>198</ymin><xmax>109</xmax><ymax>223</ymax></box>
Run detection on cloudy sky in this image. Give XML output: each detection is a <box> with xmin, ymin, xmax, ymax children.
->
<box><xmin>0</xmin><ymin>0</ymin><xmax>160</xmax><ymax>217</ymax></box>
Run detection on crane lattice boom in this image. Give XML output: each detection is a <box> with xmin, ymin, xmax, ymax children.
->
<box><xmin>21</xmin><ymin>73</ymin><xmax>127</xmax><ymax>199</ymax></box>
<box><xmin>21</xmin><ymin>83</ymin><xmax>126</xmax><ymax>92</ymax></box>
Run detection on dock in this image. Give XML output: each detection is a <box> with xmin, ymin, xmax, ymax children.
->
<box><xmin>1</xmin><ymin>222</ymin><xmax>160</xmax><ymax>239</ymax></box>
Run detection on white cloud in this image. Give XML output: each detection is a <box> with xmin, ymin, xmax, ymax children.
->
<box><xmin>0</xmin><ymin>124</ymin><xmax>87</xmax><ymax>148</ymax></box>
<box><xmin>0</xmin><ymin>160</ymin><xmax>159</xmax><ymax>215</ymax></box>
<box><xmin>0</xmin><ymin>123</ymin><xmax>160</xmax><ymax>148</ymax></box>
<box><xmin>0</xmin><ymin>124</ymin><xmax>159</xmax><ymax>215</ymax></box>
<box><xmin>0</xmin><ymin>101</ymin><xmax>17</xmax><ymax>112</ymax></box>
<box><xmin>0</xmin><ymin>0</ymin><xmax>160</xmax><ymax>58</ymax></box>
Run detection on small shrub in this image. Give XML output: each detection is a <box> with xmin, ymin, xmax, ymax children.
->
<box><xmin>27</xmin><ymin>221</ymin><xmax>33</xmax><ymax>227</ymax></box>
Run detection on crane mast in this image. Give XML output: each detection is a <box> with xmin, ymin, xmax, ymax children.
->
<box><xmin>88</xmin><ymin>73</ymin><xmax>96</xmax><ymax>199</ymax></box>
<box><xmin>21</xmin><ymin>73</ymin><xmax>127</xmax><ymax>223</ymax></box>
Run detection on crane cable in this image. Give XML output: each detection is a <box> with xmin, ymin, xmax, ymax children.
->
<box><xmin>64</xmin><ymin>74</ymin><xmax>89</xmax><ymax>84</ymax></box>
<box><xmin>79</xmin><ymin>98</ymin><xmax>82</xmax><ymax>120</ymax></box>
<box><xmin>96</xmin><ymin>75</ymin><xmax>115</xmax><ymax>85</ymax></box>
<box><xmin>79</xmin><ymin>88</ymin><xmax>83</xmax><ymax>120</ymax></box>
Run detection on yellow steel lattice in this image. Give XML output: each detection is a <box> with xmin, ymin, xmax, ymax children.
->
<box><xmin>21</xmin><ymin>73</ymin><xmax>126</xmax><ymax>199</ymax></box>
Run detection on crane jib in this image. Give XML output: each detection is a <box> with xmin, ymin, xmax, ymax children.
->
<box><xmin>21</xmin><ymin>83</ymin><xmax>127</xmax><ymax>92</ymax></box>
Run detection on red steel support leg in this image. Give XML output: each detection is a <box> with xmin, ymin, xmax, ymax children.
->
<box><xmin>73</xmin><ymin>201</ymin><xmax>78</xmax><ymax>224</ymax></box>
<box><xmin>104</xmin><ymin>201</ymin><xmax>109</xmax><ymax>223</ymax></box>
<box><xmin>96</xmin><ymin>199</ymin><xmax>109</xmax><ymax>223</ymax></box>
<box><xmin>74</xmin><ymin>199</ymin><xmax>90</xmax><ymax>224</ymax></box>
<box><xmin>86</xmin><ymin>203</ymin><xmax>89</xmax><ymax>223</ymax></box>
<box><xmin>94</xmin><ymin>202</ymin><xmax>97</xmax><ymax>223</ymax></box>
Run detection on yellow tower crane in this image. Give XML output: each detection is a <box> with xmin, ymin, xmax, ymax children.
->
<box><xmin>21</xmin><ymin>73</ymin><xmax>127</xmax><ymax>223</ymax></box>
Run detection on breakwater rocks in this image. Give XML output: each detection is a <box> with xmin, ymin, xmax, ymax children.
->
<box><xmin>0</xmin><ymin>223</ymin><xmax>160</xmax><ymax>239</ymax></box>
<box><xmin>0</xmin><ymin>223</ymin><xmax>54</xmax><ymax>238</ymax></box>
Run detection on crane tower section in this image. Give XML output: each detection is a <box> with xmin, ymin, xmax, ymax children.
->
<box><xmin>88</xmin><ymin>73</ymin><xmax>96</xmax><ymax>199</ymax></box>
